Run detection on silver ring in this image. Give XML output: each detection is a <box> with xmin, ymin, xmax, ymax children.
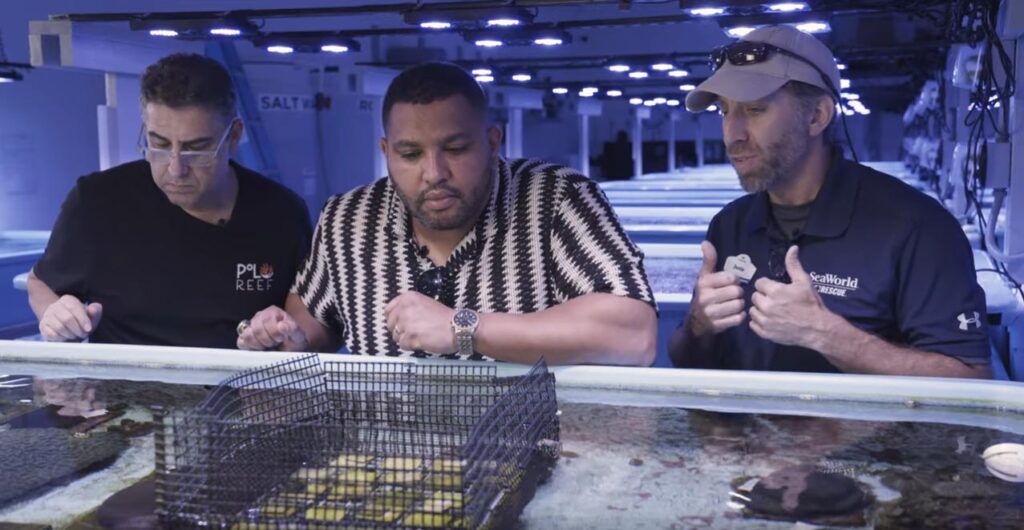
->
<box><xmin>237</xmin><ymin>319</ymin><xmax>251</xmax><ymax>336</ymax></box>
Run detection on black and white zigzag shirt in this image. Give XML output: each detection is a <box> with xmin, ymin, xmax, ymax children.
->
<box><xmin>292</xmin><ymin>158</ymin><xmax>655</xmax><ymax>360</ymax></box>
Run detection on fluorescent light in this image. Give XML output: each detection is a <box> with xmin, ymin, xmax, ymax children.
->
<box><xmin>0</xmin><ymin>77</ymin><xmax>14</xmax><ymax>84</ymax></box>
<box><xmin>579</xmin><ymin>90</ymin><xmax>594</xmax><ymax>97</ymax></box>
<box><xmin>149</xmin><ymin>29</ymin><xmax>179</xmax><ymax>37</ymax></box>
<box><xmin>858</xmin><ymin>108</ymin><xmax>871</xmax><ymax>115</ymax></box>
<box><xmin>707</xmin><ymin>104</ymin><xmax>719</xmax><ymax>112</ymax></box>
<box><xmin>840</xmin><ymin>78</ymin><xmax>851</xmax><ymax>89</ymax></box>
<box><xmin>690</xmin><ymin>7</ymin><xmax>726</xmax><ymax>16</ymax></box>
<box><xmin>321</xmin><ymin>44</ymin><xmax>349</xmax><ymax>53</ymax></box>
<box><xmin>420</xmin><ymin>21</ymin><xmax>452</xmax><ymax>29</ymax></box>
<box><xmin>643</xmin><ymin>100</ymin><xmax>657</xmax><ymax>107</ymax></box>
<box><xmin>651</xmin><ymin>63</ymin><xmax>675</xmax><ymax>71</ymax></box>
<box><xmin>471</xmin><ymin>68</ymin><xmax>492</xmax><ymax>76</ymax></box>
<box><xmin>794</xmin><ymin>21</ymin><xmax>831</xmax><ymax>34</ymax></box>
<box><xmin>475</xmin><ymin>39</ymin><xmax>503</xmax><ymax>48</ymax></box>
<box><xmin>607</xmin><ymin>89</ymin><xmax>623</xmax><ymax>97</ymax></box>
<box><xmin>582</xmin><ymin>86</ymin><xmax>599</xmax><ymax>93</ymax></box>
<box><xmin>841</xmin><ymin>92</ymin><xmax>860</xmax><ymax>100</ymax></box>
<box><xmin>680</xmin><ymin>84</ymin><xmax>696</xmax><ymax>91</ymax></box>
<box><xmin>654</xmin><ymin>97</ymin><xmax>667</xmax><ymax>104</ymax></box>
<box><xmin>667</xmin><ymin>99</ymin><xmax>681</xmax><ymax>106</ymax></box>
<box><xmin>475</xmin><ymin>75</ymin><xmax>494</xmax><ymax>83</ymax></box>
<box><xmin>534</xmin><ymin>37</ymin><xmax>563</xmax><ymax>46</ymax></box>
<box><xmin>487</xmin><ymin>18</ymin><xmax>521</xmax><ymax>27</ymax></box>
<box><xmin>608</xmin><ymin>64</ymin><xmax>631</xmax><ymax>73</ymax></box>
<box><xmin>629</xmin><ymin>97</ymin><xmax>643</xmax><ymax>105</ymax></box>
<box><xmin>628</xmin><ymin>71</ymin><xmax>649</xmax><ymax>79</ymax></box>
<box><xmin>843</xmin><ymin>108</ymin><xmax>855</xmax><ymax>116</ymax></box>
<box><xmin>725</xmin><ymin>26</ymin><xmax>758</xmax><ymax>38</ymax></box>
<box><xmin>767</xmin><ymin>2</ymin><xmax>808</xmax><ymax>12</ymax></box>
<box><xmin>209</xmin><ymin>27</ymin><xmax>242</xmax><ymax>36</ymax></box>
<box><xmin>552</xmin><ymin>87</ymin><xmax>569</xmax><ymax>94</ymax></box>
<box><xmin>837</xmin><ymin>63</ymin><xmax>847</xmax><ymax>70</ymax></box>
<box><xmin>266</xmin><ymin>45</ymin><xmax>294</xmax><ymax>54</ymax></box>
<box><xmin>668</xmin><ymin>70</ymin><xmax>689</xmax><ymax>78</ymax></box>
<box><xmin>511</xmin><ymin>73</ymin><xmax>532</xmax><ymax>82</ymax></box>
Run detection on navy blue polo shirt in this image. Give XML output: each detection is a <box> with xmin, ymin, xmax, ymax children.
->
<box><xmin>680</xmin><ymin>155</ymin><xmax>990</xmax><ymax>373</ymax></box>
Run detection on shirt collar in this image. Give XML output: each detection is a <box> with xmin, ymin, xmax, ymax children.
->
<box><xmin>385</xmin><ymin>157</ymin><xmax>507</xmax><ymax>268</ymax></box>
<box><xmin>744</xmin><ymin>149</ymin><xmax>859</xmax><ymax>239</ymax></box>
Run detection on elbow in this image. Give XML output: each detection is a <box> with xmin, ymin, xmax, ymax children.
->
<box><xmin>625</xmin><ymin>306</ymin><xmax>658</xmax><ymax>367</ymax></box>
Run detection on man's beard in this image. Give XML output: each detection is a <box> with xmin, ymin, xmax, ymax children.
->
<box><xmin>398</xmin><ymin>158</ymin><xmax>494</xmax><ymax>231</ymax></box>
<box><xmin>729</xmin><ymin>126</ymin><xmax>808</xmax><ymax>193</ymax></box>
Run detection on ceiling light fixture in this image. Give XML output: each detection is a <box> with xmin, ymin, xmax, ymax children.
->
<box><xmin>668</xmin><ymin>69</ymin><xmax>689</xmax><ymax>78</ymax></box>
<box><xmin>689</xmin><ymin>7</ymin><xmax>727</xmax><ymax>17</ymax></box>
<box><xmin>766</xmin><ymin>3</ymin><xmax>809</xmax><ymax>13</ymax></box>
<box><xmin>628</xmin><ymin>71</ymin><xmax>649</xmax><ymax>79</ymax></box>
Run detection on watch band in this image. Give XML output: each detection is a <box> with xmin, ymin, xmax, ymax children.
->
<box><xmin>455</xmin><ymin>329</ymin><xmax>474</xmax><ymax>356</ymax></box>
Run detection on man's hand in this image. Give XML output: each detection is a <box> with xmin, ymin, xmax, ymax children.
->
<box><xmin>39</xmin><ymin>295</ymin><xmax>102</xmax><ymax>342</ymax></box>
<box><xmin>688</xmin><ymin>240</ymin><xmax>746</xmax><ymax>337</ymax></box>
<box><xmin>384</xmin><ymin>292</ymin><xmax>458</xmax><ymax>354</ymax></box>
<box><xmin>750</xmin><ymin>245</ymin><xmax>835</xmax><ymax>348</ymax></box>
<box><xmin>237</xmin><ymin>306</ymin><xmax>308</xmax><ymax>351</ymax></box>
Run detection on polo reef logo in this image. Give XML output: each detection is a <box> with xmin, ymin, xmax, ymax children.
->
<box><xmin>808</xmin><ymin>272</ymin><xmax>859</xmax><ymax>298</ymax></box>
<box><xmin>237</xmin><ymin>263</ymin><xmax>274</xmax><ymax>292</ymax></box>
<box><xmin>957</xmin><ymin>311</ymin><xmax>981</xmax><ymax>331</ymax></box>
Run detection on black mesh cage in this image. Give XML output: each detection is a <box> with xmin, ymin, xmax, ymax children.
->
<box><xmin>153</xmin><ymin>355</ymin><xmax>560</xmax><ymax>529</ymax></box>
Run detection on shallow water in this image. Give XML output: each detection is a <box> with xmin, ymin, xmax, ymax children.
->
<box><xmin>2</xmin><ymin>377</ymin><xmax>1023</xmax><ymax>528</ymax></box>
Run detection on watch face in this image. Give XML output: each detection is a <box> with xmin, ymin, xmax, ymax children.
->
<box><xmin>454</xmin><ymin>309</ymin><xmax>479</xmax><ymax>328</ymax></box>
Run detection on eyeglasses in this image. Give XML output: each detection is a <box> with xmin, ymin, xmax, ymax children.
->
<box><xmin>414</xmin><ymin>266</ymin><xmax>455</xmax><ymax>307</ymax></box>
<box><xmin>137</xmin><ymin>119</ymin><xmax>236</xmax><ymax>168</ymax></box>
<box><xmin>767</xmin><ymin>241</ymin><xmax>791</xmax><ymax>283</ymax></box>
<box><xmin>709</xmin><ymin>41</ymin><xmax>839</xmax><ymax>97</ymax></box>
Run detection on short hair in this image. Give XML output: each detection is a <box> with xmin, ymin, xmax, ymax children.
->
<box><xmin>382</xmin><ymin>62</ymin><xmax>488</xmax><ymax>130</ymax></box>
<box><xmin>782</xmin><ymin>80</ymin><xmax>837</xmax><ymax>145</ymax></box>
<box><xmin>140</xmin><ymin>53</ymin><xmax>237</xmax><ymax>121</ymax></box>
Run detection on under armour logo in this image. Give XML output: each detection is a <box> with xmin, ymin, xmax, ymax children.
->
<box><xmin>957</xmin><ymin>311</ymin><xmax>981</xmax><ymax>331</ymax></box>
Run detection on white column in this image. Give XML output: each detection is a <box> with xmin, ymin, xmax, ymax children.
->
<box><xmin>578</xmin><ymin>114</ymin><xmax>590</xmax><ymax>178</ymax></box>
<box><xmin>668</xmin><ymin>110</ymin><xmax>679</xmax><ymax>172</ymax></box>
<box><xmin>97</xmin><ymin>72</ymin><xmax>142</xmax><ymax>170</ymax></box>
<box><xmin>632</xmin><ymin>107</ymin><xmax>650</xmax><ymax>178</ymax></box>
<box><xmin>695</xmin><ymin>114</ymin><xmax>705</xmax><ymax>167</ymax></box>
<box><xmin>505</xmin><ymin>108</ymin><xmax>523</xmax><ymax>159</ymax></box>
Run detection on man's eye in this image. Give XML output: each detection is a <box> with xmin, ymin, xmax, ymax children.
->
<box><xmin>445</xmin><ymin>145</ymin><xmax>468</xmax><ymax>154</ymax></box>
<box><xmin>747</xmin><ymin>107</ymin><xmax>765</xmax><ymax>114</ymax></box>
<box><xmin>399</xmin><ymin>151</ymin><xmax>421</xmax><ymax>160</ymax></box>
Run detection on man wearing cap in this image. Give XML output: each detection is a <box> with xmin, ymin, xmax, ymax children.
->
<box><xmin>668</xmin><ymin>25</ymin><xmax>991</xmax><ymax>378</ymax></box>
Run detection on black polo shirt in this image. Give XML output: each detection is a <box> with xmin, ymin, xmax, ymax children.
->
<box><xmin>675</xmin><ymin>154</ymin><xmax>990</xmax><ymax>372</ymax></box>
<box><xmin>33</xmin><ymin>159</ymin><xmax>312</xmax><ymax>349</ymax></box>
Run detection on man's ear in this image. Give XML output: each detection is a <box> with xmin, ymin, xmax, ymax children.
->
<box><xmin>809</xmin><ymin>95</ymin><xmax>836</xmax><ymax>138</ymax></box>
<box><xmin>228</xmin><ymin>119</ymin><xmax>244</xmax><ymax>153</ymax></box>
<box><xmin>487</xmin><ymin>125</ymin><xmax>503</xmax><ymax>156</ymax></box>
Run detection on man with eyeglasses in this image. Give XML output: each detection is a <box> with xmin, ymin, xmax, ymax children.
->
<box><xmin>668</xmin><ymin>26</ymin><xmax>991</xmax><ymax>378</ymax></box>
<box><xmin>237</xmin><ymin>62</ymin><xmax>658</xmax><ymax>365</ymax></box>
<box><xmin>27</xmin><ymin>53</ymin><xmax>311</xmax><ymax>347</ymax></box>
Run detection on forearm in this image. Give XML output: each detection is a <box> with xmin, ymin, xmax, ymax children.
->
<box><xmin>811</xmin><ymin>313</ymin><xmax>990</xmax><ymax>378</ymax></box>
<box><xmin>26</xmin><ymin>270</ymin><xmax>60</xmax><ymax>321</ymax></box>
<box><xmin>474</xmin><ymin>293</ymin><xmax>656</xmax><ymax>366</ymax></box>
<box><xmin>282</xmin><ymin>292</ymin><xmax>342</xmax><ymax>353</ymax></box>
<box><xmin>667</xmin><ymin>316</ymin><xmax>721</xmax><ymax>369</ymax></box>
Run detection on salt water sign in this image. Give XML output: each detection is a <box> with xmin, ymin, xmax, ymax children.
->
<box><xmin>259</xmin><ymin>94</ymin><xmax>315</xmax><ymax>112</ymax></box>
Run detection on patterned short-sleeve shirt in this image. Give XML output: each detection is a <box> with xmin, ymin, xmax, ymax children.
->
<box><xmin>292</xmin><ymin>157</ymin><xmax>655</xmax><ymax>359</ymax></box>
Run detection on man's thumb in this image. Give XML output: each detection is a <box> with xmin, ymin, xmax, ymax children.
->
<box><xmin>699</xmin><ymin>240</ymin><xmax>718</xmax><ymax>276</ymax></box>
<box><xmin>785</xmin><ymin>245</ymin><xmax>809</xmax><ymax>282</ymax></box>
<box><xmin>86</xmin><ymin>303</ymin><xmax>103</xmax><ymax>327</ymax></box>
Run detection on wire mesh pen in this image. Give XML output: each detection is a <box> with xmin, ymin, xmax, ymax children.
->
<box><xmin>153</xmin><ymin>354</ymin><xmax>559</xmax><ymax>529</ymax></box>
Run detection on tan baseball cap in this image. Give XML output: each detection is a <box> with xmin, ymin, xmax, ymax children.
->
<box><xmin>685</xmin><ymin>25</ymin><xmax>842</xmax><ymax>113</ymax></box>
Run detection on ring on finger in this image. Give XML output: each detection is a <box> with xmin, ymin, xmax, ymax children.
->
<box><xmin>392</xmin><ymin>326</ymin><xmax>403</xmax><ymax>342</ymax></box>
<box><xmin>236</xmin><ymin>319</ymin><xmax>252</xmax><ymax>336</ymax></box>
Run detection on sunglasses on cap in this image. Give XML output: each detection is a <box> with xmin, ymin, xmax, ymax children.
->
<box><xmin>709</xmin><ymin>40</ymin><xmax>839</xmax><ymax>98</ymax></box>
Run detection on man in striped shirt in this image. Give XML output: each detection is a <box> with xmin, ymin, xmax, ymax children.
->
<box><xmin>238</xmin><ymin>62</ymin><xmax>656</xmax><ymax>364</ymax></box>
